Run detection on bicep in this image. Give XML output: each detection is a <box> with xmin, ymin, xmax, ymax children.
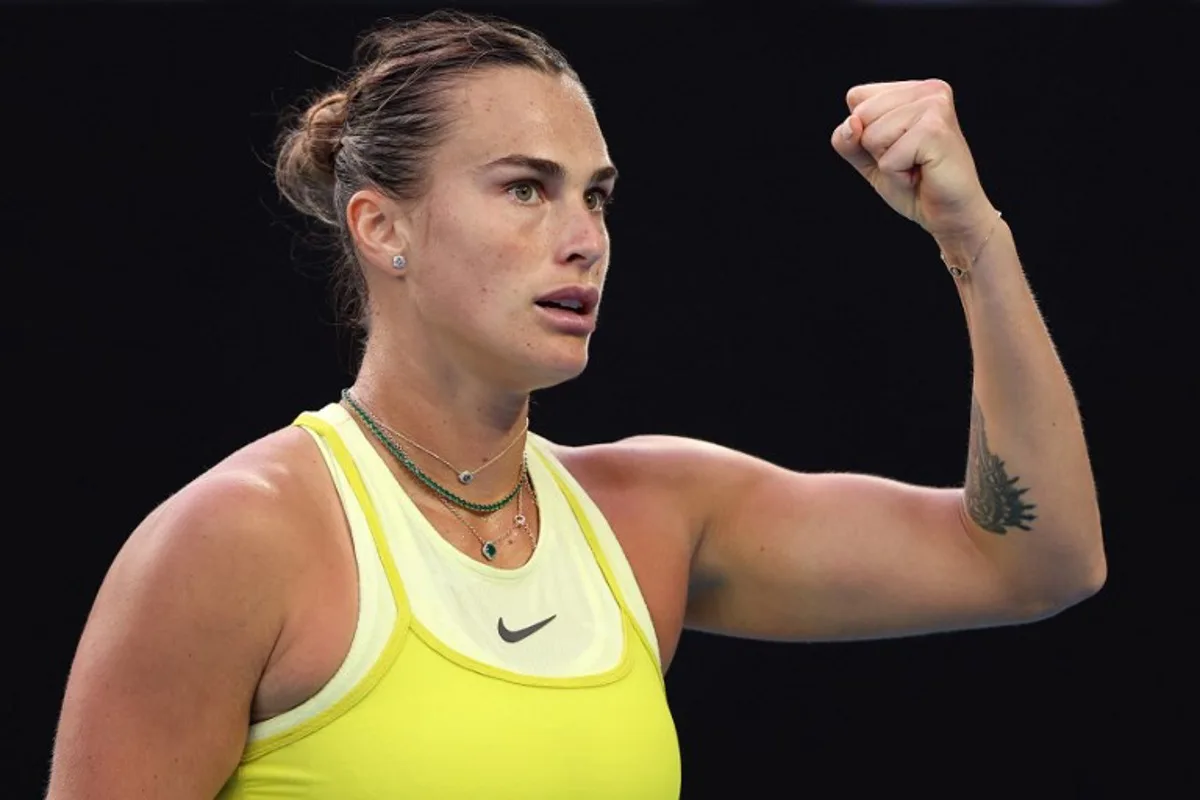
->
<box><xmin>685</xmin><ymin>454</ymin><xmax>1027</xmax><ymax>642</ymax></box>
<box><xmin>47</xmin><ymin>480</ymin><xmax>290</xmax><ymax>799</ymax></box>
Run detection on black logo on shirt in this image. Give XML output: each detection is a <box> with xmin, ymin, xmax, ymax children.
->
<box><xmin>497</xmin><ymin>614</ymin><xmax>558</xmax><ymax>643</ymax></box>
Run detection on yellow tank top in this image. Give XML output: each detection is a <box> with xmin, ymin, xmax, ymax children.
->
<box><xmin>217</xmin><ymin>404</ymin><xmax>681</xmax><ymax>798</ymax></box>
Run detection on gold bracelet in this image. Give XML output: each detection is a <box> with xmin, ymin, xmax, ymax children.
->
<box><xmin>939</xmin><ymin>210</ymin><xmax>1003</xmax><ymax>279</ymax></box>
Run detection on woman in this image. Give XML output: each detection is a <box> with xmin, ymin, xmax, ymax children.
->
<box><xmin>46</xmin><ymin>9</ymin><xmax>1105</xmax><ymax>799</ymax></box>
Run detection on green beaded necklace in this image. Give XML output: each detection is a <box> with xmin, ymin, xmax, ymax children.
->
<box><xmin>341</xmin><ymin>389</ymin><xmax>525</xmax><ymax>514</ymax></box>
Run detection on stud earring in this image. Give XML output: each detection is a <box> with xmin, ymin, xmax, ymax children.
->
<box><xmin>391</xmin><ymin>254</ymin><xmax>407</xmax><ymax>270</ymax></box>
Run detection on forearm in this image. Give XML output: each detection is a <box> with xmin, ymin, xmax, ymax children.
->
<box><xmin>942</xmin><ymin>216</ymin><xmax>1105</xmax><ymax>608</ymax></box>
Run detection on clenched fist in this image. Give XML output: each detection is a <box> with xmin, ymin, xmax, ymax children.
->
<box><xmin>832</xmin><ymin>79</ymin><xmax>998</xmax><ymax>248</ymax></box>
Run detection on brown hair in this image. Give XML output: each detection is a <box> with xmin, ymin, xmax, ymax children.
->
<box><xmin>274</xmin><ymin>10</ymin><xmax>580</xmax><ymax>331</ymax></box>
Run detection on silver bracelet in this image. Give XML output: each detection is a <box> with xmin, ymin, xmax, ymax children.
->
<box><xmin>939</xmin><ymin>210</ymin><xmax>1003</xmax><ymax>278</ymax></box>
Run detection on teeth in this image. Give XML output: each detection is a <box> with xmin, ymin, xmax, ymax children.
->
<box><xmin>538</xmin><ymin>296</ymin><xmax>586</xmax><ymax>311</ymax></box>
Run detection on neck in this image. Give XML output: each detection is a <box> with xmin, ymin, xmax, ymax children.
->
<box><xmin>350</xmin><ymin>330</ymin><xmax>532</xmax><ymax>502</ymax></box>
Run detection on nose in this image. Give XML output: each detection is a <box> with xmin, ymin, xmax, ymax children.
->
<box><xmin>557</xmin><ymin>204</ymin><xmax>607</xmax><ymax>272</ymax></box>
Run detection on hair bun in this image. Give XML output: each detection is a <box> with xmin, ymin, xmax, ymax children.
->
<box><xmin>275</xmin><ymin>90</ymin><xmax>349</xmax><ymax>227</ymax></box>
<box><xmin>302</xmin><ymin>91</ymin><xmax>349</xmax><ymax>174</ymax></box>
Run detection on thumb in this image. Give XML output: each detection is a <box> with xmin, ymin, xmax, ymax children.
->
<box><xmin>830</xmin><ymin>115</ymin><xmax>875</xmax><ymax>177</ymax></box>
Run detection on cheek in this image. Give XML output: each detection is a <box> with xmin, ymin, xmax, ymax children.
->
<box><xmin>428</xmin><ymin>195</ymin><xmax>528</xmax><ymax>272</ymax></box>
<box><xmin>420</xmin><ymin>191</ymin><xmax>545</xmax><ymax>322</ymax></box>
<box><xmin>463</xmin><ymin>227</ymin><xmax>532</xmax><ymax>313</ymax></box>
<box><xmin>488</xmin><ymin>236</ymin><xmax>534</xmax><ymax>277</ymax></box>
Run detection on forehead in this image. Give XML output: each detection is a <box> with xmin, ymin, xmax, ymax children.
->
<box><xmin>435</xmin><ymin>67</ymin><xmax>610</xmax><ymax>173</ymax></box>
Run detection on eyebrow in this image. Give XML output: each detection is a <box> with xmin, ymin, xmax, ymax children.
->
<box><xmin>479</xmin><ymin>154</ymin><xmax>618</xmax><ymax>185</ymax></box>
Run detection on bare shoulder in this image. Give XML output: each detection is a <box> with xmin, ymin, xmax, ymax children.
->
<box><xmin>136</xmin><ymin>424</ymin><xmax>336</xmax><ymax>585</ymax></box>
<box><xmin>544</xmin><ymin>433</ymin><xmax>757</xmax><ymax>523</ymax></box>
<box><xmin>47</xmin><ymin>425</ymin><xmax>341</xmax><ymax>798</ymax></box>
<box><xmin>98</xmin><ymin>422</ymin><xmax>334</xmax><ymax>639</ymax></box>
<box><xmin>545</xmin><ymin>433</ymin><xmax>737</xmax><ymax>484</ymax></box>
<box><xmin>544</xmin><ymin>435</ymin><xmax>687</xmax><ymax>520</ymax></box>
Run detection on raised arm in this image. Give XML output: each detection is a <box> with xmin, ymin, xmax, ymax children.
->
<box><xmin>46</xmin><ymin>469</ymin><xmax>302</xmax><ymax>799</ymax></box>
<box><xmin>673</xmin><ymin>80</ymin><xmax>1104</xmax><ymax>641</ymax></box>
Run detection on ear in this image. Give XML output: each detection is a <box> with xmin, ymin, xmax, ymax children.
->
<box><xmin>345</xmin><ymin>188</ymin><xmax>412</xmax><ymax>277</ymax></box>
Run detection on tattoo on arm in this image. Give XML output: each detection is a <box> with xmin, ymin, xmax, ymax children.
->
<box><xmin>964</xmin><ymin>396</ymin><xmax>1037</xmax><ymax>534</ymax></box>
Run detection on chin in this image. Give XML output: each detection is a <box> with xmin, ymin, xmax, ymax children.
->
<box><xmin>525</xmin><ymin>341</ymin><xmax>590</xmax><ymax>391</ymax></box>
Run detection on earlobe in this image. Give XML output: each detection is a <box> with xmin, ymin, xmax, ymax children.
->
<box><xmin>346</xmin><ymin>188</ymin><xmax>411</xmax><ymax>276</ymax></box>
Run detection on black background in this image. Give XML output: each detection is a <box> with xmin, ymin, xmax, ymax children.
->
<box><xmin>6</xmin><ymin>1</ymin><xmax>1195</xmax><ymax>797</ymax></box>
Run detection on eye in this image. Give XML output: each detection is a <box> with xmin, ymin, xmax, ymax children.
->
<box><xmin>507</xmin><ymin>180</ymin><xmax>542</xmax><ymax>204</ymax></box>
<box><xmin>585</xmin><ymin>187</ymin><xmax>614</xmax><ymax>213</ymax></box>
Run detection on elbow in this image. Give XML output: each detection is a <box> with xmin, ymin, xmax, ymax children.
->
<box><xmin>1019</xmin><ymin>551</ymin><xmax>1107</xmax><ymax>622</ymax></box>
<box><xmin>1032</xmin><ymin>561</ymin><xmax>1104</xmax><ymax>623</ymax></box>
<box><xmin>1084</xmin><ymin>550</ymin><xmax>1109</xmax><ymax>598</ymax></box>
<box><xmin>1070</xmin><ymin>534</ymin><xmax>1109</xmax><ymax>604</ymax></box>
<box><xmin>1056</xmin><ymin>560</ymin><xmax>1107</xmax><ymax>610</ymax></box>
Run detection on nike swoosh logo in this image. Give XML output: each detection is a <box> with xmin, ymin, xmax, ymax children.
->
<box><xmin>497</xmin><ymin>614</ymin><xmax>557</xmax><ymax>643</ymax></box>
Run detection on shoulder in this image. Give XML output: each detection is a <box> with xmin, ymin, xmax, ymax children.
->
<box><xmin>544</xmin><ymin>433</ymin><xmax>761</xmax><ymax>496</ymax></box>
<box><xmin>114</xmin><ymin>424</ymin><xmax>340</xmax><ymax>620</ymax></box>
<box><xmin>47</xmin><ymin>424</ymin><xmax>342</xmax><ymax>795</ymax></box>
<box><xmin>539</xmin><ymin>433</ymin><xmax>761</xmax><ymax>546</ymax></box>
<box><xmin>157</xmin><ymin>425</ymin><xmax>330</xmax><ymax>542</ymax></box>
<box><xmin>81</xmin><ymin>423</ymin><xmax>346</xmax><ymax>694</ymax></box>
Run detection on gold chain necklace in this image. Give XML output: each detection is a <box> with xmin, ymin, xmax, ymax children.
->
<box><xmin>347</xmin><ymin>390</ymin><xmax>528</xmax><ymax>486</ymax></box>
<box><xmin>342</xmin><ymin>390</ymin><xmax>523</xmax><ymax>514</ymax></box>
<box><xmin>434</xmin><ymin>470</ymin><xmax>539</xmax><ymax>562</ymax></box>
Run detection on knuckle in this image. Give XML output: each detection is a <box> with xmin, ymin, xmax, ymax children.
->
<box><xmin>920</xmin><ymin>112</ymin><xmax>953</xmax><ymax>137</ymax></box>
<box><xmin>860</xmin><ymin>129</ymin><xmax>885</xmax><ymax>157</ymax></box>
<box><xmin>925</xmin><ymin>77</ymin><xmax>954</xmax><ymax>97</ymax></box>
<box><xmin>926</xmin><ymin>92</ymin><xmax>953</xmax><ymax>113</ymax></box>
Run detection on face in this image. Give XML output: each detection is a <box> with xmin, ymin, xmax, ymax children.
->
<box><xmin>391</xmin><ymin>67</ymin><xmax>616</xmax><ymax>392</ymax></box>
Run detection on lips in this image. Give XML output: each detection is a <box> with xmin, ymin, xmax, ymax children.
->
<box><xmin>534</xmin><ymin>285</ymin><xmax>600</xmax><ymax>316</ymax></box>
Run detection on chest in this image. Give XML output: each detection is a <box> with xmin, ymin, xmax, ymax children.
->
<box><xmin>253</xmin><ymin>449</ymin><xmax>694</xmax><ymax>723</ymax></box>
<box><xmin>236</xmin><ymin>597</ymin><xmax>682</xmax><ymax>799</ymax></box>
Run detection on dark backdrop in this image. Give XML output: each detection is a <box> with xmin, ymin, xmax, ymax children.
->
<box><xmin>6</xmin><ymin>2</ymin><xmax>1194</xmax><ymax>797</ymax></box>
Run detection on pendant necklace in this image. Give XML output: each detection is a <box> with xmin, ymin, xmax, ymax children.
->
<box><xmin>434</xmin><ymin>467</ymin><xmax>539</xmax><ymax>562</ymax></box>
<box><xmin>346</xmin><ymin>390</ymin><xmax>528</xmax><ymax>486</ymax></box>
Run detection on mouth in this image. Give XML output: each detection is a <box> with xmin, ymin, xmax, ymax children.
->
<box><xmin>533</xmin><ymin>284</ymin><xmax>600</xmax><ymax>335</ymax></box>
<box><xmin>534</xmin><ymin>285</ymin><xmax>600</xmax><ymax>317</ymax></box>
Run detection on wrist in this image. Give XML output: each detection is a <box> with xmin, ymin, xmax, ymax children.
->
<box><xmin>936</xmin><ymin>208</ymin><xmax>1004</xmax><ymax>278</ymax></box>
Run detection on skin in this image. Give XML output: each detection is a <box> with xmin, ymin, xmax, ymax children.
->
<box><xmin>47</xmin><ymin>69</ymin><xmax>1104</xmax><ymax>798</ymax></box>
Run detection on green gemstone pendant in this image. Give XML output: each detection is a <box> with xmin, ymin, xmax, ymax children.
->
<box><xmin>481</xmin><ymin>541</ymin><xmax>498</xmax><ymax>561</ymax></box>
